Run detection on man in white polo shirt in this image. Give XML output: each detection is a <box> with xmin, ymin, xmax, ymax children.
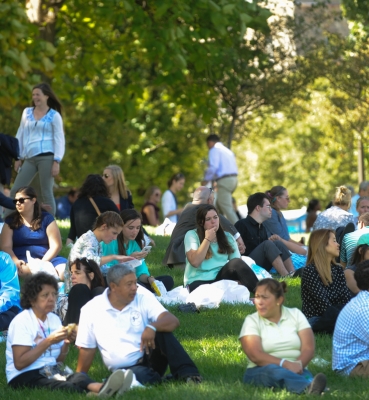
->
<box><xmin>76</xmin><ymin>263</ymin><xmax>201</xmax><ymax>385</ymax></box>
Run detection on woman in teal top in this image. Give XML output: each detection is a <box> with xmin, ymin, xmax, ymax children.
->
<box><xmin>184</xmin><ymin>205</ymin><xmax>258</xmax><ymax>293</ymax></box>
<box><xmin>101</xmin><ymin>209</ymin><xmax>173</xmax><ymax>293</ymax></box>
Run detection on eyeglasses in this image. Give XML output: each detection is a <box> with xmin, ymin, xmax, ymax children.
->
<box><xmin>102</xmin><ymin>174</ymin><xmax>110</xmax><ymax>179</ymax></box>
<box><xmin>39</xmin><ymin>291</ymin><xmax>58</xmax><ymax>299</ymax></box>
<box><xmin>13</xmin><ymin>197</ymin><xmax>31</xmax><ymax>205</ymax></box>
<box><xmin>154</xmin><ymin>192</ymin><xmax>161</xmax><ymax>197</ymax></box>
<box><xmin>279</xmin><ymin>196</ymin><xmax>290</xmax><ymax>201</ymax></box>
<box><xmin>261</xmin><ymin>204</ymin><xmax>271</xmax><ymax>209</ymax></box>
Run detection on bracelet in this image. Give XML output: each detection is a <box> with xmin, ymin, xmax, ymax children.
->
<box><xmin>204</xmin><ymin>238</ymin><xmax>211</xmax><ymax>243</ymax></box>
<box><xmin>279</xmin><ymin>358</ymin><xmax>286</xmax><ymax>367</ymax></box>
<box><xmin>146</xmin><ymin>324</ymin><xmax>156</xmax><ymax>332</ymax></box>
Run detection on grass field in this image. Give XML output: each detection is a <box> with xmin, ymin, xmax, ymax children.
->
<box><xmin>0</xmin><ymin>226</ymin><xmax>366</xmax><ymax>399</ymax></box>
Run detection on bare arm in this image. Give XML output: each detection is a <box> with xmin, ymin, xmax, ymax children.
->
<box><xmin>143</xmin><ymin>205</ymin><xmax>159</xmax><ymax>226</ymax></box>
<box><xmin>296</xmin><ymin>328</ymin><xmax>315</xmax><ymax>368</ymax></box>
<box><xmin>165</xmin><ymin>208</ymin><xmax>184</xmax><ymax>218</ymax></box>
<box><xmin>344</xmin><ymin>269</ymin><xmax>359</xmax><ymax>294</ymax></box>
<box><xmin>43</xmin><ymin>221</ymin><xmax>63</xmax><ymax>261</ymax></box>
<box><xmin>269</xmin><ymin>235</ymin><xmax>307</xmax><ymax>256</ymax></box>
<box><xmin>240</xmin><ymin>335</ymin><xmax>303</xmax><ymax>374</ymax></box>
<box><xmin>12</xmin><ymin>326</ymin><xmax>68</xmax><ymax>370</ymax></box>
<box><xmin>100</xmin><ymin>255</ymin><xmax>134</xmax><ymax>266</ymax></box>
<box><xmin>0</xmin><ymin>224</ymin><xmax>25</xmax><ymax>270</ymax></box>
<box><xmin>76</xmin><ymin>347</ymin><xmax>97</xmax><ymax>373</ymax></box>
<box><xmin>186</xmin><ymin>227</ymin><xmax>216</xmax><ymax>268</ymax></box>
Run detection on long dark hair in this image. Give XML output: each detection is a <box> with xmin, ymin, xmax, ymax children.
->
<box><xmin>78</xmin><ymin>174</ymin><xmax>110</xmax><ymax>198</ymax></box>
<box><xmin>8</xmin><ymin>186</ymin><xmax>43</xmax><ymax>230</ymax></box>
<box><xmin>196</xmin><ymin>204</ymin><xmax>234</xmax><ymax>259</ymax></box>
<box><xmin>350</xmin><ymin>244</ymin><xmax>369</xmax><ymax>267</ymax></box>
<box><xmin>167</xmin><ymin>173</ymin><xmax>185</xmax><ymax>189</ymax></box>
<box><xmin>32</xmin><ymin>83</ymin><xmax>62</xmax><ymax>115</ymax></box>
<box><xmin>69</xmin><ymin>258</ymin><xmax>105</xmax><ymax>290</ymax></box>
<box><xmin>117</xmin><ymin>209</ymin><xmax>144</xmax><ymax>255</ymax></box>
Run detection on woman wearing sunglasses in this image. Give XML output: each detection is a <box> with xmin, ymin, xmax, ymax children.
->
<box><xmin>102</xmin><ymin>165</ymin><xmax>134</xmax><ymax>211</ymax></box>
<box><xmin>141</xmin><ymin>186</ymin><xmax>161</xmax><ymax>226</ymax></box>
<box><xmin>0</xmin><ymin>186</ymin><xmax>66</xmax><ymax>278</ymax></box>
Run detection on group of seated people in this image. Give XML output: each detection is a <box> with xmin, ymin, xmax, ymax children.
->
<box><xmin>1</xmin><ymin>178</ymin><xmax>369</xmax><ymax>396</ymax></box>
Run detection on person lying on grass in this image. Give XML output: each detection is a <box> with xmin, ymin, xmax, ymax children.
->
<box><xmin>239</xmin><ymin>278</ymin><xmax>327</xmax><ymax>395</ymax></box>
<box><xmin>6</xmin><ymin>272</ymin><xmax>132</xmax><ymax>397</ymax></box>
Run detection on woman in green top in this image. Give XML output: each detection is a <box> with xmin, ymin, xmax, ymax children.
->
<box><xmin>101</xmin><ymin>209</ymin><xmax>173</xmax><ymax>293</ymax></box>
<box><xmin>184</xmin><ymin>204</ymin><xmax>258</xmax><ymax>293</ymax></box>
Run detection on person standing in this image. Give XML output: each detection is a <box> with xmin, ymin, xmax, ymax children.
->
<box><xmin>201</xmin><ymin>134</ymin><xmax>238</xmax><ymax>224</ymax></box>
<box><xmin>161</xmin><ymin>173</ymin><xmax>185</xmax><ymax>223</ymax></box>
<box><xmin>8</xmin><ymin>83</ymin><xmax>65</xmax><ymax>216</ymax></box>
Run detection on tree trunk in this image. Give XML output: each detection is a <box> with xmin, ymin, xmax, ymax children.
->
<box><xmin>358</xmin><ymin>137</ymin><xmax>365</xmax><ymax>183</ymax></box>
<box><xmin>227</xmin><ymin>109</ymin><xmax>237</xmax><ymax>149</ymax></box>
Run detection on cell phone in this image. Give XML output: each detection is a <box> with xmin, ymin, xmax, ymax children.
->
<box><xmin>142</xmin><ymin>246</ymin><xmax>152</xmax><ymax>253</ymax></box>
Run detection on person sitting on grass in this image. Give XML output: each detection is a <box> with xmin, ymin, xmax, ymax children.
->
<box><xmin>64</xmin><ymin>211</ymin><xmax>134</xmax><ymax>293</ymax></box>
<box><xmin>343</xmin><ymin>234</ymin><xmax>369</xmax><ymax>295</ymax></box>
<box><xmin>101</xmin><ymin>209</ymin><xmax>174</xmax><ymax>294</ymax></box>
<box><xmin>75</xmin><ymin>263</ymin><xmax>202</xmax><ymax>387</ymax></box>
<box><xmin>57</xmin><ymin>258</ymin><xmax>106</xmax><ymax>325</ymax></box>
<box><xmin>239</xmin><ymin>278</ymin><xmax>327</xmax><ymax>395</ymax></box>
<box><xmin>184</xmin><ymin>204</ymin><xmax>258</xmax><ymax>293</ymax></box>
<box><xmin>301</xmin><ymin>229</ymin><xmax>351</xmax><ymax>334</ymax></box>
<box><xmin>333</xmin><ymin>261</ymin><xmax>369</xmax><ymax>377</ymax></box>
<box><xmin>6</xmin><ymin>272</ymin><xmax>132</xmax><ymax>397</ymax></box>
<box><xmin>235</xmin><ymin>192</ymin><xmax>296</xmax><ymax>276</ymax></box>
<box><xmin>0</xmin><ymin>252</ymin><xmax>21</xmax><ymax>333</ymax></box>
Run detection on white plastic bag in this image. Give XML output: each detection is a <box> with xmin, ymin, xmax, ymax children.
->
<box><xmin>159</xmin><ymin>286</ymin><xmax>189</xmax><ymax>305</ymax></box>
<box><xmin>210</xmin><ymin>280</ymin><xmax>252</xmax><ymax>305</ymax></box>
<box><xmin>26</xmin><ymin>251</ymin><xmax>59</xmax><ymax>279</ymax></box>
<box><xmin>187</xmin><ymin>284</ymin><xmax>224</xmax><ymax>309</ymax></box>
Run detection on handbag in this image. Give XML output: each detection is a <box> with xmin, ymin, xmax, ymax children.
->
<box><xmin>88</xmin><ymin>197</ymin><xmax>101</xmax><ymax>215</ymax></box>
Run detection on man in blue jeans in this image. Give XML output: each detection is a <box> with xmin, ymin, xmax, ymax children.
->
<box><xmin>76</xmin><ymin>264</ymin><xmax>201</xmax><ymax>386</ymax></box>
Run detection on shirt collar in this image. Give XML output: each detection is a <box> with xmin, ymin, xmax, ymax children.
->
<box><xmin>101</xmin><ymin>288</ymin><xmax>135</xmax><ymax>313</ymax></box>
<box><xmin>247</xmin><ymin>215</ymin><xmax>262</xmax><ymax>226</ymax></box>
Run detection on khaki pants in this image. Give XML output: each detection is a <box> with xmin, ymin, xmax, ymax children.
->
<box><xmin>215</xmin><ymin>176</ymin><xmax>238</xmax><ymax>224</ymax></box>
<box><xmin>350</xmin><ymin>360</ymin><xmax>369</xmax><ymax>377</ymax></box>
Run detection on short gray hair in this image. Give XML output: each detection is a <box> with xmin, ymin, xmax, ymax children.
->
<box><xmin>107</xmin><ymin>263</ymin><xmax>136</xmax><ymax>286</ymax></box>
<box><xmin>360</xmin><ymin>181</ymin><xmax>369</xmax><ymax>192</ymax></box>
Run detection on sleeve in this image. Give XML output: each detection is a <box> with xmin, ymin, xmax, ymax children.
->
<box><xmin>161</xmin><ymin>191</ymin><xmax>174</xmax><ymax>218</ymax></box>
<box><xmin>15</xmin><ymin>109</ymin><xmax>27</xmax><ymax>159</ymax></box>
<box><xmin>295</xmin><ymin>309</ymin><xmax>311</xmax><ymax>332</ymax></box>
<box><xmin>0</xmin><ymin>193</ymin><xmax>15</xmax><ymax>210</ymax></box>
<box><xmin>9</xmin><ymin>314</ymin><xmax>34</xmax><ymax>347</ymax></box>
<box><xmin>204</xmin><ymin>148</ymin><xmax>219</xmax><ymax>181</ymax></box>
<box><xmin>0</xmin><ymin>253</ymin><xmax>20</xmax><ymax>313</ymax></box>
<box><xmin>302</xmin><ymin>267</ymin><xmax>331</xmax><ymax>311</ymax></box>
<box><xmin>75</xmin><ymin>305</ymin><xmax>97</xmax><ymax>348</ymax></box>
<box><xmin>184</xmin><ymin>230</ymin><xmax>200</xmax><ymax>253</ymax></box>
<box><xmin>52</xmin><ymin>112</ymin><xmax>65</xmax><ymax>162</ymax></box>
<box><xmin>263</xmin><ymin>211</ymin><xmax>281</xmax><ymax>237</ymax></box>
<box><xmin>128</xmin><ymin>192</ymin><xmax>134</xmax><ymax>209</ymax></box>
<box><xmin>68</xmin><ymin>204</ymin><xmax>77</xmax><ymax>240</ymax></box>
<box><xmin>219</xmin><ymin>214</ymin><xmax>237</xmax><ymax>236</ymax></box>
<box><xmin>140</xmin><ymin>293</ymin><xmax>167</xmax><ymax>323</ymax></box>
<box><xmin>42</xmin><ymin>212</ymin><xmax>55</xmax><ymax>228</ymax></box>
<box><xmin>239</xmin><ymin>314</ymin><xmax>260</xmax><ymax>338</ymax></box>
<box><xmin>226</xmin><ymin>233</ymin><xmax>241</xmax><ymax>260</ymax></box>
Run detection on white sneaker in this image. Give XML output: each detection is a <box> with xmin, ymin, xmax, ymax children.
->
<box><xmin>98</xmin><ymin>370</ymin><xmax>125</xmax><ymax>398</ymax></box>
<box><xmin>116</xmin><ymin>369</ymin><xmax>133</xmax><ymax>397</ymax></box>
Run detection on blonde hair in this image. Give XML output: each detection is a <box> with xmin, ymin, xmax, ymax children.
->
<box><xmin>333</xmin><ymin>186</ymin><xmax>351</xmax><ymax>208</ymax></box>
<box><xmin>307</xmin><ymin>229</ymin><xmax>335</xmax><ymax>286</ymax></box>
<box><xmin>105</xmin><ymin>165</ymin><xmax>129</xmax><ymax>200</ymax></box>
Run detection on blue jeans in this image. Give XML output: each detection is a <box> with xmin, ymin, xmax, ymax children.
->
<box><xmin>243</xmin><ymin>364</ymin><xmax>313</xmax><ymax>394</ymax></box>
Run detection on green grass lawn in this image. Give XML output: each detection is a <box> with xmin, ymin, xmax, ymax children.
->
<box><xmin>0</xmin><ymin>226</ymin><xmax>366</xmax><ymax>398</ymax></box>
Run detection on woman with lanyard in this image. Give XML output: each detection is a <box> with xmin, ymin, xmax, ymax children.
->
<box><xmin>9</xmin><ymin>83</ymin><xmax>65</xmax><ymax>216</ymax></box>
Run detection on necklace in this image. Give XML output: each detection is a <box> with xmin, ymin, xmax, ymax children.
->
<box><xmin>34</xmin><ymin>312</ymin><xmax>52</xmax><ymax>356</ymax></box>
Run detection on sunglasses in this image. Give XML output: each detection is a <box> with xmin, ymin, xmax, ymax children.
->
<box><xmin>13</xmin><ymin>197</ymin><xmax>31</xmax><ymax>205</ymax></box>
<box><xmin>102</xmin><ymin>174</ymin><xmax>110</xmax><ymax>179</ymax></box>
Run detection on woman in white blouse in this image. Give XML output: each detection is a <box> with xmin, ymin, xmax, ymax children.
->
<box><xmin>9</xmin><ymin>83</ymin><xmax>65</xmax><ymax>216</ymax></box>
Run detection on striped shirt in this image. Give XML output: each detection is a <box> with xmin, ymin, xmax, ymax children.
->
<box><xmin>333</xmin><ymin>291</ymin><xmax>369</xmax><ymax>375</ymax></box>
<box><xmin>340</xmin><ymin>227</ymin><xmax>369</xmax><ymax>265</ymax></box>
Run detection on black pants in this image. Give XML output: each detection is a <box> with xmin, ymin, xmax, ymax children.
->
<box><xmin>308</xmin><ymin>304</ymin><xmax>346</xmax><ymax>334</ymax></box>
<box><xmin>126</xmin><ymin>332</ymin><xmax>200</xmax><ymax>385</ymax></box>
<box><xmin>0</xmin><ymin>306</ymin><xmax>20</xmax><ymax>331</ymax></box>
<box><xmin>138</xmin><ymin>275</ymin><xmax>174</xmax><ymax>293</ymax></box>
<box><xmin>63</xmin><ymin>284</ymin><xmax>105</xmax><ymax>325</ymax></box>
<box><xmin>9</xmin><ymin>369</ymin><xmax>95</xmax><ymax>392</ymax></box>
<box><xmin>188</xmin><ymin>258</ymin><xmax>258</xmax><ymax>293</ymax></box>
<box><xmin>249</xmin><ymin>240</ymin><xmax>291</xmax><ymax>272</ymax></box>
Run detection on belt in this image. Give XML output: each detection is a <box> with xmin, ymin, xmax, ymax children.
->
<box><xmin>216</xmin><ymin>174</ymin><xmax>237</xmax><ymax>182</ymax></box>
